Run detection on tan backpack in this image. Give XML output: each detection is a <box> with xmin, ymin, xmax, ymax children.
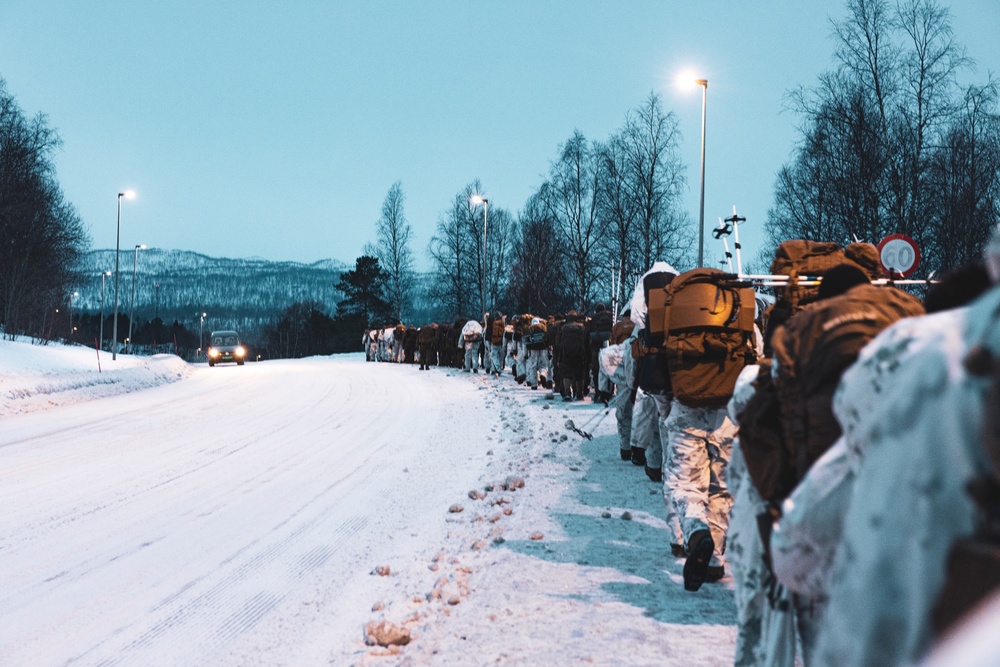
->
<box><xmin>770</xmin><ymin>283</ymin><xmax>925</xmax><ymax>497</ymax></box>
<box><xmin>770</xmin><ymin>240</ymin><xmax>882</xmax><ymax>314</ymax></box>
<box><xmin>652</xmin><ymin>268</ymin><xmax>758</xmax><ymax>408</ymax></box>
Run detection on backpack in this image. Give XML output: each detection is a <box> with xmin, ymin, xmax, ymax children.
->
<box><xmin>655</xmin><ymin>268</ymin><xmax>758</xmax><ymax>408</ymax></box>
<box><xmin>525</xmin><ymin>321</ymin><xmax>548</xmax><ymax>350</ymax></box>
<box><xmin>490</xmin><ymin>319</ymin><xmax>505</xmax><ymax>345</ymax></box>
<box><xmin>633</xmin><ymin>271</ymin><xmax>677</xmax><ymax>395</ymax></box>
<box><xmin>771</xmin><ymin>283</ymin><xmax>924</xmax><ymax>496</ymax></box>
<box><xmin>738</xmin><ymin>361</ymin><xmax>799</xmax><ymax>506</ymax></box>
<box><xmin>588</xmin><ymin>310</ymin><xmax>614</xmax><ymax>346</ymax></box>
<box><xmin>560</xmin><ymin>320</ymin><xmax>587</xmax><ymax>360</ymax></box>
<box><xmin>769</xmin><ymin>240</ymin><xmax>882</xmax><ymax>314</ymax></box>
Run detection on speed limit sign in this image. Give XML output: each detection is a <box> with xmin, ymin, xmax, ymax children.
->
<box><xmin>877</xmin><ymin>234</ymin><xmax>920</xmax><ymax>278</ymax></box>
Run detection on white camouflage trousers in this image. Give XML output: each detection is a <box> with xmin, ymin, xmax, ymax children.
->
<box><xmin>522</xmin><ymin>348</ymin><xmax>546</xmax><ymax>388</ymax></box>
<box><xmin>629</xmin><ymin>390</ymin><xmax>683</xmax><ymax>546</ymax></box>
<box><xmin>615</xmin><ymin>381</ymin><xmax>633</xmax><ymax>454</ymax></box>
<box><xmin>463</xmin><ymin>342</ymin><xmax>479</xmax><ymax>371</ymax></box>
<box><xmin>665</xmin><ymin>400</ymin><xmax>736</xmax><ymax>559</ymax></box>
<box><xmin>489</xmin><ymin>341</ymin><xmax>504</xmax><ymax>374</ymax></box>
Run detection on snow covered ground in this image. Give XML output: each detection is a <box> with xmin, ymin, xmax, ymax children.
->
<box><xmin>0</xmin><ymin>338</ymin><xmax>736</xmax><ymax>666</ymax></box>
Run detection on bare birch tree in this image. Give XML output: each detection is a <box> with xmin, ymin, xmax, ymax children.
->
<box><xmin>365</xmin><ymin>181</ymin><xmax>414</xmax><ymax>323</ymax></box>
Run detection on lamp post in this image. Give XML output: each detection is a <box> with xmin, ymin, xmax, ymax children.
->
<box><xmin>127</xmin><ymin>244</ymin><xmax>146</xmax><ymax>354</ymax></box>
<box><xmin>199</xmin><ymin>312</ymin><xmax>206</xmax><ymax>359</ymax></box>
<box><xmin>69</xmin><ymin>291</ymin><xmax>78</xmax><ymax>338</ymax></box>
<box><xmin>112</xmin><ymin>190</ymin><xmax>135</xmax><ymax>360</ymax></box>
<box><xmin>694</xmin><ymin>78</ymin><xmax>708</xmax><ymax>268</ymax></box>
<box><xmin>99</xmin><ymin>271</ymin><xmax>111</xmax><ymax>351</ymax></box>
<box><xmin>471</xmin><ymin>195</ymin><xmax>488</xmax><ymax>322</ymax></box>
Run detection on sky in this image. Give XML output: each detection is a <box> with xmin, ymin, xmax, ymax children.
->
<box><xmin>0</xmin><ymin>1</ymin><xmax>997</xmax><ymax>272</ymax></box>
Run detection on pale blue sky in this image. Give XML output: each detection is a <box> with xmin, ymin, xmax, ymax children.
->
<box><xmin>0</xmin><ymin>1</ymin><xmax>996</xmax><ymax>271</ymax></box>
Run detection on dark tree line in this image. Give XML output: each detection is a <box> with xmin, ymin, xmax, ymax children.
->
<box><xmin>0</xmin><ymin>78</ymin><xmax>88</xmax><ymax>341</ymax></box>
<box><xmin>766</xmin><ymin>0</ymin><xmax>1000</xmax><ymax>275</ymax></box>
<box><xmin>257</xmin><ymin>256</ymin><xmax>392</xmax><ymax>359</ymax></box>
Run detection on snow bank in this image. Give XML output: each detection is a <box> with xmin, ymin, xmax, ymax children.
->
<box><xmin>0</xmin><ymin>338</ymin><xmax>193</xmax><ymax>417</ymax></box>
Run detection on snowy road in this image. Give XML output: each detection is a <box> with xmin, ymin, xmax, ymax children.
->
<box><xmin>0</xmin><ymin>356</ymin><xmax>499</xmax><ymax>666</ymax></box>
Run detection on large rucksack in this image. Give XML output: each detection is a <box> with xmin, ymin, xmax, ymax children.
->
<box><xmin>524</xmin><ymin>320</ymin><xmax>548</xmax><ymax>350</ymax></box>
<box><xmin>560</xmin><ymin>320</ymin><xmax>587</xmax><ymax>360</ymax></box>
<box><xmin>766</xmin><ymin>283</ymin><xmax>924</xmax><ymax>500</ymax></box>
<box><xmin>490</xmin><ymin>319</ymin><xmax>505</xmax><ymax>345</ymax></box>
<box><xmin>652</xmin><ymin>268</ymin><xmax>757</xmax><ymax>408</ymax></box>
<box><xmin>769</xmin><ymin>240</ymin><xmax>882</xmax><ymax>314</ymax></box>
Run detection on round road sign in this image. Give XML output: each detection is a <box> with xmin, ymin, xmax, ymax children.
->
<box><xmin>877</xmin><ymin>234</ymin><xmax>920</xmax><ymax>278</ymax></box>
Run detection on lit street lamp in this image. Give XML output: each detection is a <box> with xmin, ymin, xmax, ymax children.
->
<box><xmin>694</xmin><ymin>78</ymin><xmax>708</xmax><ymax>267</ymax></box>
<box><xmin>99</xmin><ymin>271</ymin><xmax>111</xmax><ymax>351</ymax></box>
<box><xmin>112</xmin><ymin>190</ymin><xmax>135</xmax><ymax>360</ymax></box>
<box><xmin>127</xmin><ymin>244</ymin><xmax>146</xmax><ymax>354</ymax></box>
<box><xmin>471</xmin><ymin>195</ymin><xmax>488</xmax><ymax>322</ymax></box>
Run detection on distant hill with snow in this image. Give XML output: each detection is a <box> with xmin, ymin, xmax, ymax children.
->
<box><xmin>71</xmin><ymin>249</ymin><xmax>351</xmax><ymax>336</ymax></box>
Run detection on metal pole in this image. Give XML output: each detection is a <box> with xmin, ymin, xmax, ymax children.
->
<box><xmin>100</xmin><ymin>272</ymin><xmax>107</xmax><ymax>351</ymax></box>
<box><xmin>482</xmin><ymin>199</ymin><xmax>488</xmax><ymax>323</ymax></box>
<box><xmin>112</xmin><ymin>194</ymin><xmax>122</xmax><ymax>360</ymax></box>
<box><xmin>696</xmin><ymin>79</ymin><xmax>708</xmax><ymax>268</ymax></box>
<box><xmin>128</xmin><ymin>245</ymin><xmax>140</xmax><ymax>354</ymax></box>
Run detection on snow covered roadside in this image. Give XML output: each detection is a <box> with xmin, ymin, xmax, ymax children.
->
<box><xmin>0</xmin><ymin>338</ymin><xmax>193</xmax><ymax>417</ymax></box>
<box><xmin>339</xmin><ymin>369</ymin><xmax>738</xmax><ymax>667</ymax></box>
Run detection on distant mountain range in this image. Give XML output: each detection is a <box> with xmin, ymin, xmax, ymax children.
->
<box><xmin>72</xmin><ymin>249</ymin><xmax>350</xmax><ymax>337</ymax></box>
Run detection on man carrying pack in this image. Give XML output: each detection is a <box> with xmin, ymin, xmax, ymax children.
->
<box><xmin>417</xmin><ymin>323</ymin><xmax>438</xmax><ymax>370</ymax></box>
<box><xmin>657</xmin><ymin>267</ymin><xmax>758</xmax><ymax>591</ymax></box>
<box><xmin>460</xmin><ymin>319</ymin><xmax>484</xmax><ymax>373</ymax></box>
<box><xmin>522</xmin><ymin>316</ymin><xmax>548</xmax><ymax>389</ymax></box>
<box><xmin>557</xmin><ymin>310</ymin><xmax>589</xmax><ymax>401</ymax></box>
<box><xmin>486</xmin><ymin>311</ymin><xmax>506</xmax><ymax>376</ymax></box>
<box><xmin>588</xmin><ymin>302</ymin><xmax>615</xmax><ymax>403</ymax></box>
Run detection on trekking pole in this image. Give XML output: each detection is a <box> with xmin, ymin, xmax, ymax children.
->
<box><xmin>565</xmin><ymin>419</ymin><xmax>594</xmax><ymax>440</ymax></box>
<box><xmin>725</xmin><ymin>206</ymin><xmax>747</xmax><ymax>276</ymax></box>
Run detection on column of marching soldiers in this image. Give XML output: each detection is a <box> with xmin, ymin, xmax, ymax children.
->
<box><xmin>360</xmin><ymin>236</ymin><xmax>1000</xmax><ymax>667</ymax></box>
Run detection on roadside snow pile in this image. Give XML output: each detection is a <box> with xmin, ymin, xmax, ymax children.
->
<box><xmin>0</xmin><ymin>338</ymin><xmax>193</xmax><ymax>417</ymax></box>
<box><xmin>347</xmin><ymin>373</ymin><xmax>737</xmax><ymax>667</ymax></box>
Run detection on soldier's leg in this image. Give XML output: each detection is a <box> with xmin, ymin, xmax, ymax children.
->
<box><xmin>665</xmin><ymin>402</ymin><xmax>714</xmax><ymax>546</ymax></box>
<box><xmin>615</xmin><ymin>381</ymin><xmax>634</xmax><ymax>460</ymax></box>
<box><xmin>649</xmin><ymin>394</ymin><xmax>685</xmax><ymax>548</ymax></box>
<box><xmin>705</xmin><ymin>408</ymin><xmax>737</xmax><ymax>550</ymax></box>
<box><xmin>491</xmin><ymin>342</ymin><xmax>503</xmax><ymax>375</ymax></box>
<box><xmin>726</xmin><ymin>443</ymin><xmax>769</xmax><ymax>665</ymax></box>
<box><xmin>629</xmin><ymin>390</ymin><xmax>657</xmax><ymax>467</ymax></box>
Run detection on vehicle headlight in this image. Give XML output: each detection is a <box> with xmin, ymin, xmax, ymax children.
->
<box><xmin>208</xmin><ymin>348</ymin><xmax>219</xmax><ymax>358</ymax></box>
<box><xmin>235</xmin><ymin>346</ymin><xmax>246</xmax><ymax>356</ymax></box>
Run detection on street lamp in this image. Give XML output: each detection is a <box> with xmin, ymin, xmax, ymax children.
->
<box><xmin>69</xmin><ymin>291</ymin><xmax>78</xmax><ymax>338</ymax></box>
<box><xmin>127</xmin><ymin>244</ymin><xmax>147</xmax><ymax>354</ymax></box>
<box><xmin>471</xmin><ymin>194</ymin><xmax>488</xmax><ymax>322</ymax></box>
<box><xmin>199</xmin><ymin>312</ymin><xmax>207</xmax><ymax>359</ymax></box>
<box><xmin>99</xmin><ymin>271</ymin><xmax>111</xmax><ymax>351</ymax></box>
<box><xmin>112</xmin><ymin>190</ymin><xmax>135</xmax><ymax>360</ymax></box>
<box><xmin>693</xmin><ymin>78</ymin><xmax>708</xmax><ymax>267</ymax></box>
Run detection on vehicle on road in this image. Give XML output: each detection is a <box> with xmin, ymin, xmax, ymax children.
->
<box><xmin>207</xmin><ymin>330</ymin><xmax>245</xmax><ymax>367</ymax></box>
